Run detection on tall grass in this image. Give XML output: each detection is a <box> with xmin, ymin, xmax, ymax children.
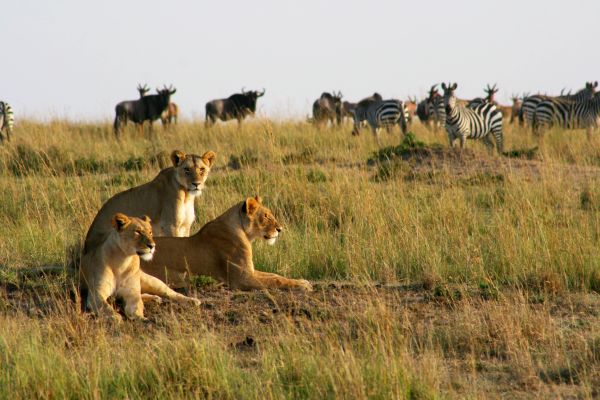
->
<box><xmin>1</xmin><ymin>118</ymin><xmax>600</xmax><ymax>397</ymax></box>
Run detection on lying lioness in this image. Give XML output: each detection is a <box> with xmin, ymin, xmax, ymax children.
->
<box><xmin>84</xmin><ymin>149</ymin><xmax>216</xmax><ymax>254</ymax></box>
<box><xmin>80</xmin><ymin>213</ymin><xmax>200</xmax><ymax>321</ymax></box>
<box><xmin>142</xmin><ymin>196</ymin><xmax>312</xmax><ymax>291</ymax></box>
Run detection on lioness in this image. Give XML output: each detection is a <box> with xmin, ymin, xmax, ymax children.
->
<box><xmin>142</xmin><ymin>196</ymin><xmax>313</xmax><ymax>291</ymax></box>
<box><xmin>84</xmin><ymin>150</ymin><xmax>216</xmax><ymax>253</ymax></box>
<box><xmin>80</xmin><ymin>213</ymin><xmax>200</xmax><ymax>321</ymax></box>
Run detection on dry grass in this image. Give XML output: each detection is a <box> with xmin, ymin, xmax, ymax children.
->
<box><xmin>1</xmin><ymin>118</ymin><xmax>600</xmax><ymax>398</ymax></box>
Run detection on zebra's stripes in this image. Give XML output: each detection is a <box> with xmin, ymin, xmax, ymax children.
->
<box><xmin>429</xmin><ymin>95</ymin><xmax>445</xmax><ymax>132</ymax></box>
<box><xmin>534</xmin><ymin>92</ymin><xmax>600</xmax><ymax>139</ymax></box>
<box><xmin>352</xmin><ymin>99</ymin><xmax>407</xmax><ymax>146</ymax></box>
<box><xmin>441</xmin><ymin>83</ymin><xmax>503</xmax><ymax>153</ymax></box>
<box><xmin>0</xmin><ymin>101</ymin><xmax>14</xmax><ymax>142</ymax></box>
<box><xmin>522</xmin><ymin>82</ymin><xmax>597</xmax><ymax>127</ymax></box>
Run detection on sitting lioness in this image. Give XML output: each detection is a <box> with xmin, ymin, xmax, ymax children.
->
<box><xmin>84</xmin><ymin>149</ymin><xmax>216</xmax><ymax>254</ymax></box>
<box><xmin>142</xmin><ymin>196</ymin><xmax>313</xmax><ymax>291</ymax></box>
<box><xmin>80</xmin><ymin>213</ymin><xmax>200</xmax><ymax>321</ymax></box>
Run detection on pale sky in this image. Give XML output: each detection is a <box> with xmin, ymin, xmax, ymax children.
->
<box><xmin>4</xmin><ymin>0</ymin><xmax>599</xmax><ymax>120</ymax></box>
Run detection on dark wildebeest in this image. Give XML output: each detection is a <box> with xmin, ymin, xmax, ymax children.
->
<box><xmin>137</xmin><ymin>83</ymin><xmax>150</xmax><ymax>98</ymax></box>
<box><xmin>350</xmin><ymin>93</ymin><xmax>383</xmax><ymax>135</ymax></box>
<box><xmin>205</xmin><ymin>88</ymin><xmax>265</xmax><ymax>127</ymax></box>
<box><xmin>114</xmin><ymin>85</ymin><xmax>176</xmax><ymax>137</ymax></box>
<box><xmin>137</xmin><ymin>84</ymin><xmax>178</xmax><ymax>128</ymax></box>
<box><xmin>342</xmin><ymin>101</ymin><xmax>357</xmax><ymax>121</ymax></box>
<box><xmin>312</xmin><ymin>91</ymin><xmax>343</xmax><ymax>127</ymax></box>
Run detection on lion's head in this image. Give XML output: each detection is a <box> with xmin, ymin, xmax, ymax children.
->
<box><xmin>171</xmin><ymin>150</ymin><xmax>216</xmax><ymax>196</ymax></box>
<box><xmin>111</xmin><ymin>213</ymin><xmax>155</xmax><ymax>261</ymax></box>
<box><xmin>241</xmin><ymin>196</ymin><xmax>282</xmax><ymax>245</ymax></box>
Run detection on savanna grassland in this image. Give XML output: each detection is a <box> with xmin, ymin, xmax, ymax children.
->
<box><xmin>1</xmin><ymin>118</ymin><xmax>600</xmax><ymax>399</ymax></box>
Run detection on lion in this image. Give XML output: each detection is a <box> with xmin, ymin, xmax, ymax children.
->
<box><xmin>142</xmin><ymin>196</ymin><xmax>313</xmax><ymax>291</ymax></box>
<box><xmin>80</xmin><ymin>213</ymin><xmax>200</xmax><ymax>321</ymax></box>
<box><xmin>84</xmin><ymin>149</ymin><xmax>216</xmax><ymax>254</ymax></box>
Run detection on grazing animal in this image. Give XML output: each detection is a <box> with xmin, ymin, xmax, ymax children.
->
<box><xmin>404</xmin><ymin>96</ymin><xmax>417</xmax><ymax>129</ymax></box>
<box><xmin>467</xmin><ymin>83</ymin><xmax>499</xmax><ymax>108</ymax></box>
<box><xmin>0</xmin><ymin>101</ymin><xmax>14</xmax><ymax>142</ymax></box>
<box><xmin>84</xmin><ymin>150</ymin><xmax>216</xmax><ymax>254</ymax></box>
<box><xmin>312</xmin><ymin>91</ymin><xmax>343</xmax><ymax>127</ymax></box>
<box><xmin>205</xmin><ymin>88</ymin><xmax>265</xmax><ymax>127</ymax></box>
<box><xmin>352</xmin><ymin>98</ymin><xmax>408</xmax><ymax>146</ymax></box>
<box><xmin>114</xmin><ymin>85</ymin><xmax>176</xmax><ymax>137</ymax></box>
<box><xmin>342</xmin><ymin>101</ymin><xmax>357</xmax><ymax>121</ymax></box>
<box><xmin>137</xmin><ymin>83</ymin><xmax>150</xmax><ymax>98</ymax></box>
<box><xmin>441</xmin><ymin>82</ymin><xmax>503</xmax><ymax>153</ymax></box>
<box><xmin>80</xmin><ymin>213</ymin><xmax>200</xmax><ymax>321</ymax></box>
<box><xmin>533</xmin><ymin>91</ymin><xmax>600</xmax><ymax>139</ymax></box>
<box><xmin>521</xmin><ymin>82</ymin><xmax>597</xmax><ymax>127</ymax></box>
<box><xmin>350</xmin><ymin>93</ymin><xmax>383</xmax><ymax>131</ymax></box>
<box><xmin>161</xmin><ymin>102</ymin><xmax>179</xmax><ymax>127</ymax></box>
<box><xmin>510</xmin><ymin>95</ymin><xmax>522</xmax><ymax>125</ymax></box>
<box><xmin>142</xmin><ymin>196</ymin><xmax>313</xmax><ymax>291</ymax></box>
<box><xmin>427</xmin><ymin>85</ymin><xmax>446</xmax><ymax>132</ymax></box>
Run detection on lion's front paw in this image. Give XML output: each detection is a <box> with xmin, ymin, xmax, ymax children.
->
<box><xmin>188</xmin><ymin>297</ymin><xmax>201</xmax><ymax>306</ymax></box>
<box><xmin>297</xmin><ymin>279</ymin><xmax>313</xmax><ymax>292</ymax></box>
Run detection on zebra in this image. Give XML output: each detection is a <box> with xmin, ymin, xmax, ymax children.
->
<box><xmin>521</xmin><ymin>82</ymin><xmax>597</xmax><ymax>127</ymax></box>
<box><xmin>441</xmin><ymin>83</ymin><xmax>503</xmax><ymax>153</ymax></box>
<box><xmin>0</xmin><ymin>101</ymin><xmax>14</xmax><ymax>142</ymax></box>
<box><xmin>428</xmin><ymin>93</ymin><xmax>446</xmax><ymax>132</ymax></box>
<box><xmin>533</xmin><ymin>91</ymin><xmax>600</xmax><ymax>139</ymax></box>
<box><xmin>352</xmin><ymin>99</ymin><xmax>407</xmax><ymax>146</ymax></box>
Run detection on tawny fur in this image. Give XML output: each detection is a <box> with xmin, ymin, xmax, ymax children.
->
<box><xmin>80</xmin><ymin>213</ymin><xmax>200</xmax><ymax>321</ymax></box>
<box><xmin>142</xmin><ymin>197</ymin><xmax>313</xmax><ymax>291</ymax></box>
<box><xmin>84</xmin><ymin>150</ymin><xmax>216</xmax><ymax>253</ymax></box>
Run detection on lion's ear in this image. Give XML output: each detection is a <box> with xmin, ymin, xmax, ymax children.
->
<box><xmin>142</xmin><ymin>215</ymin><xmax>151</xmax><ymax>223</ymax></box>
<box><xmin>201</xmin><ymin>150</ymin><xmax>216</xmax><ymax>168</ymax></box>
<box><xmin>171</xmin><ymin>150</ymin><xmax>186</xmax><ymax>167</ymax></box>
<box><xmin>254</xmin><ymin>195</ymin><xmax>262</xmax><ymax>204</ymax></box>
<box><xmin>244</xmin><ymin>197</ymin><xmax>260</xmax><ymax>216</ymax></box>
<box><xmin>112</xmin><ymin>213</ymin><xmax>130</xmax><ymax>231</ymax></box>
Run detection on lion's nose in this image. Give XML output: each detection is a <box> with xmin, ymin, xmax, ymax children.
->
<box><xmin>147</xmin><ymin>243</ymin><xmax>155</xmax><ymax>250</ymax></box>
<box><xmin>276</xmin><ymin>227</ymin><xmax>282</xmax><ymax>233</ymax></box>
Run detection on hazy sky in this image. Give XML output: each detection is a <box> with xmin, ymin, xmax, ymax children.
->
<box><xmin>4</xmin><ymin>0</ymin><xmax>599</xmax><ymax>120</ymax></box>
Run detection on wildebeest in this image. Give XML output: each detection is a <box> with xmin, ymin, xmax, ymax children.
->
<box><xmin>205</xmin><ymin>88</ymin><xmax>265</xmax><ymax>127</ymax></box>
<box><xmin>137</xmin><ymin>84</ymin><xmax>178</xmax><ymax>129</ymax></box>
<box><xmin>312</xmin><ymin>91</ymin><xmax>343</xmax><ymax>127</ymax></box>
<box><xmin>342</xmin><ymin>101</ymin><xmax>357</xmax><ymax>121</ymax></box>
<box><xmin>114</xmin><ymin>85</ymin><xmax>176</xmax><ymax>137</ymax></box>
<box><xmin>137</xmin><ymin>83</ymin><xmax>150</xmax><ymax>98</ymax></box>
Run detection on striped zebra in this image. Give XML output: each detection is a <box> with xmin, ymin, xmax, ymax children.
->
<box><xmin>441</xmin><ymin>83</ymin><xmax>503</xmax><ymax>153</ymax></box>
<box><xmin>428</xmin><ymin>94</ymin><xmax>445</xmax><ymax>132</ymax></box>
<box><xmin>521</xmin><ymin>82</ymin><xmax>597</xmax><ymax>127</ymax></box>
<box><xmin>352</xmin><ymin>99</ymin><xmax>407</xmax><ymax>146</ymax></box>
<box><xmin>0</xmin><ymin>101</ymin><xmax>14</xmax><ymax>142</ymax></box>
<box><xmin>534</xmin><ymin>91</ymin><xmax>600</xmax><ymax>139</ymax></box>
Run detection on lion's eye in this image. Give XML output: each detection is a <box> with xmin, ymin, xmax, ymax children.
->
<box><xmin>200</xmin><ymin>168</ymin><xmax>205</xmax><ymax>174</ymax></box>
<box><xmin>184</xmin><ymin>168</ymin><xmax>191</xmax><ymax>174</ymax></box>
<box><xmin>134</xmin><ymin>231</ymin><xmax>141</xmax><ymax>236</ymax></box>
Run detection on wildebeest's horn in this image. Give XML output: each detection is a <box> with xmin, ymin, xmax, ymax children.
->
<box><xmin>241</xmin><ymin>87</ymin><xmax>247</xmax><ymax>94</ymax></box>
<box><xmin>258</xmin><ymin>88</ymin><xmax>265</xmax><ymax>96</ymax></box>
